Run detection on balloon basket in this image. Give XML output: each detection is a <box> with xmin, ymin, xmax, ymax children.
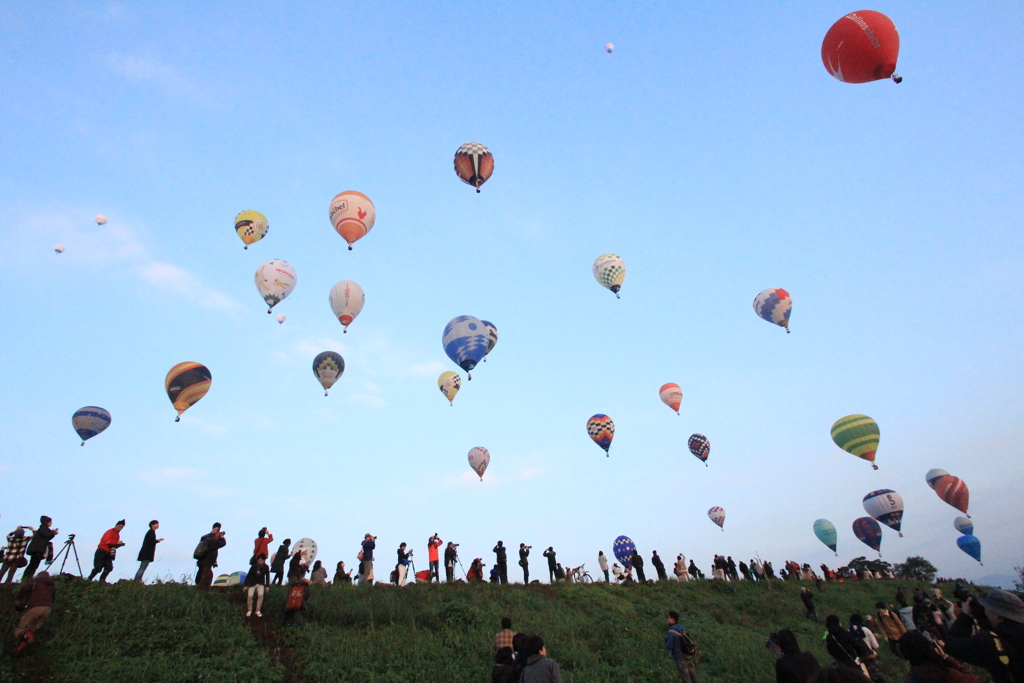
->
<box><xmin>175</xmin><ymin>416</ymin><xmax>181</xmax><ymax>422</ymax></box>
<box><xmin>476</xmin><ymin>188</ymin><xmax>480</xmax><ymax>194</ymax></box>
<box><xmin>80</xmin><ymin>442</ymin><xmax>85</xmax><ymax>446</ymax></box>
<box><xmin>267</xmin><ymin>309</ymin><xmax>271</xmax><ymax>314</ymax></box>
<box><xmin>898</xmin><ymin>533</ymin><xmax>903</xmax><ymax>538</ymax></box>
<box><xmin>871</xmin><ymin>464</ymin><xmax>879</xmax><ymax>470</ymax></box>
<box><xmin>891</xmin><ymin>74</ymin><xmax>902</xmax><ymax>84</ymax></box>
<box><xmin>324</xmin><ymin>391</ymin><xmax>329</xmax><ymax>397</ymax></box>
<box><xmin>348</xmin><ymin>245</ymin><xmax>353</xmax><ymax>251</ymax></box>
<box><xmin>244</xmin><ymin>245</ymin><xmax>248</xmax><ymax>250</ymax></box>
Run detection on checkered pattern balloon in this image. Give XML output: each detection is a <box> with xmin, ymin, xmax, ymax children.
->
<box><xmin>454</xmin><ymin>142</ymin><xmax>494</xmax><ymax>192</ymax></box>
<box><xmin>592</xmin><ymin>254</ymin><xmax>626</xmax><ymax>298</ymax></box>
<box><xmin>442</xmin><ymin>315</ymin><xmax>489</xmax><ymax>378</ymax></box>
<box><xmin>587</xmin><ymin>414</ymin><xmax>615</xmax><ymax>455</ymax></box>
<box><xmin>234</xmin><ymin>210</ymin><xmax>269</xmax><ymax>249</ymax></box>
<box><xmin>612</xmin><ymin>535</ymin><xmax>635</xmax><ymax>568</ymax></box>
<box><xmin>687</xmin><ymin>434</ymin><xmax>709</xmax><ymax>466</ymax></box>
<box><xmin>438</xmin><ymin>371</ymin><xmax>461</xmax><ymax>406</ymax></box>
<box><xmin>707</xmin><ymin>506</ymin><xmax>726</xmax><ymax>529</ymax></box>
<box><xmin>753</xmin><ymin>288</ymin><xmax>792</xmax><ymax>332</ymax></box>
<box><xmin>312</xmin><ymin>351</ymin><xmax>345</xmax><ymax>395</ymax></box>
<box><xmin>468</xmin><ymin>446</ymin><xmax>490</xmax><ymax>480</ymax></box>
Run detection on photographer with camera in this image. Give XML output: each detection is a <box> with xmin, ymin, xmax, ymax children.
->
<box><xmin>427</xmin><ymin>534</ymin><xmax>442</xmax><ymax>583</ymax></box>
<box><xmin>360</xmin><ymin>533</ymin><xmax>376</xmax><ymax>586</ymax></box>
<box><xmin>396</xmin><ymin>542</ymin><xmax>412</xmax><ymax>586</ymax></box>
<box><xmin>493</xmin><ymin>541</ymin><xmax>508</xmax><ymax>584</ymax></box>
<box><xmin>944</xmin><ymin>587</ymin><xmax>1024</xmax><ymax>683</ymax></box>
<box><xmin>87</xmin><ymin>520</ymin><xmax>126</xmax><ymax>583</ymax></box>
<box><xmin>520</xmin><ymin>544</ymin><xmax>531</xmax><ymax>584</ymax></box>
<box><xmin>23</xmin><ymin>516</ymin><xmax>57</xmax><ymax>581</ymax></box>
<box><xmin>445</xmin><ymin>542</ymin><xmax>459</xmax><ymax>583</ymax></box>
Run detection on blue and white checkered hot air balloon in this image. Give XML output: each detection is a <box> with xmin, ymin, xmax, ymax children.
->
<box><xmin>72</xmin><ymin>406</ymin><xmax>111</xmax><ymax>446</ymax></box>
<box><xmin>613</xmin><ymin>536</ymin><xmax>636</xmax><ymax>568</ymax></box>
<box><xmin>753</xmin><ymin>288</ymin><xmax>792</xmax><ymax>333</ymax></box>
<box><xmin>442</xmin><ymin>316</ymin><xmax>489</xmax><ymax>380</ymax></box>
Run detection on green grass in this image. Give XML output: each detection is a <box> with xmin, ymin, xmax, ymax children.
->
<box><xmin>0</xmin><ymin>577</ymin><xmax>995</xmax><ymax>682</ymax></box>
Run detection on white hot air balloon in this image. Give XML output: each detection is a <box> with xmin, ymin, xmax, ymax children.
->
<box><xmin>593</xmin><ymin>254</ymin><xmax>626</xmax><ymax>298</ymax></box>
<box><xmin>54</xmin><ymin>245</ymin><xmax>65</xmax><ymax>254</ymax></box>
<box><xmin>328</xmin><ymin>280</ymin><xmax>365</xmax><ymax>333</ymax></box>
<box><xmin>468</xmin><ymin>447</ymin><xmax>490</xmax><ymax>481</ymax></box>
<box><xmin>95</xmin><ymin>215</ymin><xmax>107</xmax><ymax>225</ymax></box>
<box><xmin>925</xmin><ymin>468</ymin><xmax>950</xmax><ymax>490</ymax></box>
<box><xmin>605</xmin><ymin>43</ymin><xmax>614</xmax><ymax>53</ymax></box>
<box><xmin>276</xmin><ymin>314</ymin><xmax>286</xmax><ymax>324</ymax></box>
<box><xmin>254</xmin><ymin>259</ymin><xmax>297</xmax><ymax>314</ymax></box>
<box><xmin>293</xmin><ymin>537</ymin><xmax>318</xmax><ymax>564</ymax></box>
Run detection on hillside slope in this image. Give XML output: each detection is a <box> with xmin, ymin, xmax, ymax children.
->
<box><xmin>0</xmin><ymin>577</ymin><xmax>994</xmax><ymax>682</ymax></box>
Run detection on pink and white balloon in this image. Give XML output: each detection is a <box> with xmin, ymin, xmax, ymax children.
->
<box><xmin>708</xmin><ymin>506</ymin><xmax>726</xmax><ymax>530</ymax></box>
<box><xmin>468</xmin><ymin>447</ymin><xmax>490</xmax><ymax>481</ymax></box>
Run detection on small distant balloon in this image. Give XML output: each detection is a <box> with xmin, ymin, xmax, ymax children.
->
<box><xmin>442</xmin><ymin>316</ymin><xmax>489</xmax><ymax>379</ymax></box>
<box><xmin>481</xmin><ymin>320</ymin><xmax>498</xmax><ymax>361</ymax></box>
<box><xmin>934</xmin><ymin>475</ymin><xmax>970</xmax><ymax>516</ymax></box>
<box><xmin>862</xmin><ymin>489</ymin><xmax>904</xmax><ymax>537</ymax></box>
<box><xmin>438</xmin><ymin>371</ymin><xmax>461</xmax><ymax>406</ymax></box>
<box><xmin>604</xmin><ymin>43</ymin><xmax>614</xmax><ymax>53</ymax></box>
<box><xmin>328</xmin><ymin>280</ymin><xmax>365</xmax><ymax>333</ymax></box>
<box><xmin>95</xmin><ymin>215</ymin><xmax>107</xmax><ymax>225</ymax></box>
<box><xmin>468</xmin><ymin>446</ymin><xmax>490</xmax><ymax>481</ymax></box>
<box><xmin>312</xmin><ymin>351</ymin><xmax>345</xmax><ymax>396</ymax></box>
<box><xmin>753</xmin><ymin>288</ymin><xmax>792</xmax><ymax>333</ymax></box>
<box><xmin>953</xmin><ymin>516</ymin><xmax>973</xmax><ymax>536</ymax></box>
<box><xmin>276</xmin><ymin>314</ymin><xmax>286</xmax><ymax>324</ymax></box>
<box><xmin>925</xmin><ymin>468</ymin><xmax>950</xmax><ymax>490</ymax></box>
<box><xmin>234</xmin><ymin>210</ymin><xmax>269</xmax><ymax>249</ymax></box>
<box><xmin>956</xmin><ymin>535</ymin><xmax>982</xmax><ymax>564</ymax></box>
<box><xmin>831</xmin><ymin>414</ymin><xmax>880</xmax><ymax>469</ymax></box>
<box><xmin>687</xmin><ymin>434</ymin><xmax>709</xmax><ymax>466</ymax></box>
<box><xmin>454</xmin><ymin>143</ymin><xmax>494</xmax><ymax>193</ymax></box>
<box><xmin>54</xmin><ymin>245</ymin><xmax>65</xmax><ymax>254</ymax></box>
<box><xmin>587</xmin><ymin>414</ymin><xmax>615</xmax><ymax>456</ymax></box>
<box><xmin>593</xmin><ymin>254</ymin><xmax>626</xmax><ymax>298</ymax></box>
<box><xmin>659</xmin><ymin>383</ymin><xmax>682</xmax><ymax>415</ymax></box>
<box><xmin>813</xmin><ymin>519</ymin><xmax>838</xmax><ymax>554</ymax></box>
<box><xmin>707</xmin><ymin>507</ymin><xmax>726</xmax><ymax>530</ymax></box>
<box><xmin>852</xmin><ymin>517</ymin><xmax>883</xmax><ymax>556</ymax></box>
<box><xmin>612</xmin><ymin>535</ymin><xmax>635</xmax><ymax>568</ymax></box>
<box><xmin>255</xmin><ymin>259</ymin><xmax>296</xmax><ymax>313</ymax></box>
<box><xmin>165</xmin><ymin>362</ymin><xmax>212</xmax><ymax>422</ymax></box>
<box><xmin>329</xmin><ymin>191</ymin><xmax>376</xmax><ymax>250</ymax></box>
<box><xmin>72</xmin><ymin>406</ymin><xmax>111</xmax><ymax>446</ymax></box>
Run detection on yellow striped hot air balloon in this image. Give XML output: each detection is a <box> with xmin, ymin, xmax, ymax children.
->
<box><xmin>165</xmin><ymin>362</ymin><xmax>212</xmax><ymax>422</ymax></box>
<box><xmin>831</xmin><ymin>414</ymin><xmax>880</xmax><ymax>470</ymax></box>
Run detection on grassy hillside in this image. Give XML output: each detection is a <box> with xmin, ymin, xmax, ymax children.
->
<box><xmin>0</xmin><ymin>577</ymin><xmax>994</xmax><ymax>682</ymax></box>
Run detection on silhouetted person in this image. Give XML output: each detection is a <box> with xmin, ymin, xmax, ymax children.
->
<box><xmin>493</xmin><ymin>541</ymin><xmax>508</xmax><ymax>584</ymax></box>
<box><xmin>134</xmin><ymin>520</ymin><xmax>163</xmax><ymax>582</ymax></box>
<box><xmin>23</xmin><ymin>516</ymin><xmax>56</xmax><ymax>581</ymax></box>
<box><xmin>543</xmin><ymin>547</ymin><xmax>557</xmax><ymax>583</ymax></box>
<box><xmin>632</xmin><ymin>551</ymin><xmax>646</xmax><ymax>583</ymax></box>
<box><xmin>270</xmin><ymin>538</ymin><xmax>291</xmax><ymax>585</ymax></box>
<box><xmin>652</xmin><ymin>551</ymin><xmax>667</xmax><ymax>581</ymax></box>
<box><xmin>195</xmin><ymin>523</ymin><xmax>226</xmax><ymax>590</ymax></box>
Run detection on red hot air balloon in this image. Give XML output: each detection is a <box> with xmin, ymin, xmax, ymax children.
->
<box><xmin>934</xmin><ymin>475</ymin><xmax>970</xmax><ymax>517</ymax></box>
<box><xmin>821</xmin><ymin>11</ymin><xmax>902</xmax><ymax>84</ymax></box>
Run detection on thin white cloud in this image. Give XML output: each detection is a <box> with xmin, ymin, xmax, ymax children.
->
<box><xmin>138</xmin><ymin>262</ymin><xmax>238</xmax><ymax>311</ymax></box>
<box><xmin>409</xmin><ymin>361</ymin><xmax>447</xmax><ymax>377</ymax></box>
<box><xmin>105</xmin><ymin>53</ymin><xmax>209</xmax><ymax>101</ymax></box>
<box><xmin>139</xmin><ymin>466</ymin><xmax>230</xmax><ymax>497</ymax></box>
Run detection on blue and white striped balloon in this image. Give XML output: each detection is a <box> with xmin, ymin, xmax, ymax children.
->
<box><xmin>613</xmin><ymin>535</ymin><xmax>636</xmax><ymax>568</ymax></box>
<box><xmin>72</xmin><ymin>406</ymin><xmax>111</xmax><ymax>446</ymax></box>
<box><xmin>442</xmin><ymin>315</ymin><xmax>489</xmax><ymax>379</ymax></box>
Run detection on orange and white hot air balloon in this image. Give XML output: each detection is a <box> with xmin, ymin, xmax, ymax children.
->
<box><xmin>659</xmin><ymin>383</ymin><xmax>682</xmax><ymax>415</ymax></box>
<box><xmin>328</xmin><ymin>191</ymin><xmax>376</xmax><ymax>250</ymax></box>
<box><xmin>454</xmin><ymin>143</ymin><xmax>494</xmax><ymax>193</ymax></box>
<box><xmin>328</xmin><ymin>280</ymin><xmax>364</xmax><ymax>333</ymax></box>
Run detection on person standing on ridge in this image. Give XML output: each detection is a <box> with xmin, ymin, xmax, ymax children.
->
<box><xmin>245</xmin><ymin>554</ymin><xmax>270</xmax><ymax>618</ymax></box>
<box><xmin>427</xmin><ymin>533</ymin><xmax>442</xmax><ymax>583</ymax></box>
<box><xmin>494</xmin><ymin>541</ymin><xmax>508</xmax><ymax>584</ymax></box>
<box><xmin>23</xmin><ymin>516</ymin><xmax>56</xmax><ymax>581</ymax></box>
<box><xmin>632</xmin><ymin>551</ymin><xmax>646</xmax><ymax>583</ymax></box>
<box><xmin>310</xmin><ymin>559</ymin><xmax>328</xmax><ymax>586</ymax></box>
<box><xmin>598</xmin><ymin>551</ymin><xmax>609</xmax><ymax>582</ymax></box>
<box><xmin>134</xmin><ymin>520</ymin><xmax>163</xmax><ymax>582</ymax></box>
<box><xmin>195</xmin><ymin>523</ymin><xmax>226</xmax><ymax>590</ymax></box>
<box><xmin>652</xmin><ymin>551</ymin><xmax>667</xmax><ymax>581</ymax></box>
<box><xmin>444</xmin><ymin>541</ymin><xmax>458</xmax><ymax>583</ymax></box>
<box><xmin>288</xmin><ymin>548</ymin><xmax>308</xmax><ymax>583</ymax></box>
<box><xmin>519</xmin><ymin>543</ymin><xmax>531</xmax><ymax>584</ymax></box>
<box><xmin>396</xmin><ymin>543</ymin><xmax>412</xmax><ymax>586</ymax></box>
<box><xmin>543</xmin><ymin>547</ymin><xmax>557</xmax><ymax>583</ymax></box>
<box><xmin>270</xmin><ymin>538</ymin><xmax>290</xmax><ymax>585</ymax></box>
<box><xmin>88</xmin><ymin>520</ymin><xmax>125</xmax><ymax>583</ymax></box>
<box><xmin>0</xmin><ymin>526</ymin><xmax>30</xmax><ymax>584</ymax></box>
<box><xmin>360</xmin><ymin>533</ymin><xmax>376</xmax><ymax>586</ymax></box>
<box><xmin>665</xmin><ymin>610</ymin><xmax>699</xmax><ymax>682</ymax></box>
<box><xmin>253</xmin><ymin>527</ymin><xmax>273</xmax><ymax>562</ymax></box>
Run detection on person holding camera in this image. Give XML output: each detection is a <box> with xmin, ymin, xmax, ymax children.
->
<box><xmin>360</xmin><ymin>533</ymin><xmax>376</xmax><ymax>586</ymax></box>
<box><xmin>520</xmin><ymin>544</ymin><xmax>531</xmax><ymax>584</ymax></box>
<box><xmin>195</xmin><ymin>523</ymin><xmax>226</xmax><ymax>590</ymax></box>
<box><xmin>543</xmin><ymin>547</ymin><xmax>557</xmax><ymax>583</ymax></box>
<box><xmin>23</xmin><ymin>516</ymin><xmax>56</xmax><ymax>581</ymax></box>
<box><xmin>493</xmin><ymin>541</ymin><xmax>508</xmax><ymax>584</ymax></box>
<box><xmin>944</xmin><ymin>588</ymin><xmax>1024</xmax><ymax>683</ymax></box>
<box><xmin>396</xmin><ymin>543</ymin><xmax>412</xmax><ymax>586</ymax></box>
<box><xmin>88</xmin><ymin>520</ymin><xmax>126</xmax><ymax>583</ymax></box>
<box><xmin>427</xmin><ymin>534</ymin><xmax>442</xmax><ymax>583</ymax></box>
<box><xmin>445</xmin><ymin>542</ymin><xmax>459</xmax><ymax>583</ymax></box>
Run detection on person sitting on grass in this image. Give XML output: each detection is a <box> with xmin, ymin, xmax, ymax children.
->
<box><xmin>333</xmin><ymin>561</ymin><xmax>352</xmax><ymax>584</ymax></box>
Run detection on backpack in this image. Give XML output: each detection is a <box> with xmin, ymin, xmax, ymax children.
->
<box><xmin>672</xmin><ymin>630</ymin><xmax>697</xmax><ymax>659</ymax></box>
<box><xmin>286</xmin><ymin>584</ymin><xmax>305</xmax><ymax>610</ymax></box>
<box><xmin>193</xmin><ymin>538</ymin><xmax>209</xmax><ymax>561</ymax></box>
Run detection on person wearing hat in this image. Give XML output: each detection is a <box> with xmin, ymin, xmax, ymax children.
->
<box><xmin>23</xmin><ymin>516</ymin><xmax>57</xmax><ymax>581</ymax></box>
<box><xmin>944</xmin><ymin>587</ymin><xmax>1024</xmax><ymax>683</ymax></box>
<box><xmin>88</xmin><ymin>520</ymin><xmax>126</xmax><ymax>582</ymax></box>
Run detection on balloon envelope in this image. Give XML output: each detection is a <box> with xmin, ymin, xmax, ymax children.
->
<box><xmin>934</xmin><ymin>475</ymin><xmax>969</xmax><ymax>515</ymax></box>
<box><xmin>329</xmin><ymin>280</ymin><xmax>365</xmax><ymax>332</ymax></box>
<box><xmin>468</xmin><ymin>447</ymin><xmax>490</xmax><ymax>480</ymax></box>
<box><xmin>659</xmin><ymin>383</ymin><xmax>682</xmax><ymax>414</ymax></box>
<box><xmin>454</xmin><ymin>143</ymin><xmax>494</xmax><ymax>192</ymax></box>
<box><xmin>312</xmin><ymin>351</ymin><xmax>345</xmax><ymax>395</ymax></box>
<box><xmin>687</xmin><ymin>434</ymin><xmax>709</xmax><ymax>465</ymax></box>
<box><xmin>165</xmin><ymin>362</ymin><xmax>212</xmax><ymax>420</ymax></box>
<box><xmin>953</xmin><ymin>516</ymin><xmax>973</xmax><ymax>536</ymax></box>
<box><xmin>956</xmin><ymin>535</ymin><xmax>982</xmax><ymax>564</ymax></box>
<box><xmin>276</xmin><ymin>314</ymin><xmax>286</xmax><ymax>324</ymax></box>
<box><xmin>925</xmin><ymin>468</ymin><xmax>950</xmax><ymax>490</ymax></box>
<box><xmin>438</xmin><ymin>371</ymin><xmax>461</xmax><ymax>406</ymax></box>
<box><xmin>54</xmin><ymin>245</ymin><xmax>64</xmax><ymax>254</ymax></box>
<box><xmin>234</xmin><ymin>210</ymin><xmax>268</xmax><ymax>249</ymax></box>
<box><xmin>587</xmin><ymin>414</ymin><xmax>615</xmax><ymax>455</ymax></box>
<box><xmin>255</xmin><ymin>259</ymin><xmax>297</xmax><ymax>313</ymax></box>
<box><xmin>72</xmin><ymin>406</ymin><xmax>111</xmax><ymax>445</ymax></box>
<box><xmin>293</xmin><ymin>538</ymin><xmax>318</xmax><ymax>564</ymax></box>
<box><xmin>481</xmin><ymin>320</ymin><xmax>498</xmax><ymax>358</ymax></box>
<box><xmin>604</xmin><ymin>43</ymin><xmax>614</xmax><ymax>53</ymax></box>
<box><xmin>831</xmin><ymin>414</ymin><xmax>880</xmax><ymax>469</ymax></box>
<box><xmin>852</xmin><ymin>517</ymin><xmax>883</xmax><ymax>554</ymax></box>
<box><xmin>813</xmin><ymin>519</ymin><xmax>838</xmax><ymax>553</ymax></box>
<box><xmin>95</xmin><ymin>215</ymin><xmax>107</xmax><ymax>225</ymax></box>
<box><xmin>708</xmin><ymin>507</ymin><xmax>726</xmax><ymax>529</ymax></box>
<box><xmin>753</xmin><ymin>288</ymin><xmax>792</xmax><ymax>332</ymax></box>
<box><xmin>442</xmin><ymin>316</ymin><xmax>489</xmax><ymax>377</ymax></box>
<box><xmin>329</xmin><ymin>191</ymin><xmax>376</xmax><ymax>248</ymax></box>
<box><xmin>862</xmin><ymin>489</ymin><xmax>904</xmax><ymax>536</ymax></box>
<box><xmin>612</xmin><ymin>535</ymin><xmax>635</xmax><ymax>568</ymax></box>
<box><xmin>593</xmin><ymin>254</ymin><xmax>626</xmax><ymax>297</ymax></box>
<box><xmin>821</xmin><ymin>11</ymin><xmax>900</xmax><ymax>84</ymax></box>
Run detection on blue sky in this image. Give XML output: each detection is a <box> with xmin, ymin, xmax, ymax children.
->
<box><xmin>1</xmin><ymin>2</ymin><xmax>1022</xmax><ymax>587</ymax></box>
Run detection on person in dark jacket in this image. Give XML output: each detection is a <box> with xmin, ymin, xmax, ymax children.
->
<box><xmin>898</xmin><ymin>631</ymin><xmax>980</xmax><ymax>683</ymax></box>
<box><xmin>543</xmin><ymin>547</ymin><xmax>557</xmax><ymax>583</ymax></box>
<box><xmin>825</xmin><ymin>615</ymin><xmax>871</xmax><ymax>674</ymax></box>
<box><xmin>493</xmin><ymin>541</ymin><xmax>508</xmax><ymax>584</ymax></box>
<box><xmin>360</xmin><ymin>533</ymin><xmax>376</xmax><ymax>585</ymax></box>
<box><xmin>520</xmin><ymin>635</ymin><xmax>562</xmax><ymax>683</ymax></box>
<box><xmin>134</xmin><ymin>520</ymin><xmax>163</xmax><ymax>582</ymax></box>
<box><xmin>396</xmin><ymin>543</ymin><xmax>412</xmax><ymax>586</ymax></box>
<box><xmin>652</xmin><ymin>551</ymin><xmax>667</xmax><ymax>581</ymax></box>
<box><xmin>14</xmin><ymin>571</ymin><xmax>55</xmax><ymax>653</ymax></box>
<box><xmin>245</xmin><ymin>554</ymin><xmax>271</xmax><ymax>618</ymax></box>
<box><xmin>195</xmin><ymin>523</ymin><xmax>226</xmax><ymax>590</ymax></box>
<box><xmin>943</xmin><ymin>588</ymin><xmax>1024</xmax><ymax>683</ymax></box>
<box><xmin>333</xmin><ymin>561</ymin><xmax>352</xmax><ymax>584</ymax></box>
<box><xmin>801</xmin><ymin>587</ymin><xmax>819</xmax><ymax>622</ymax></box>
<box><xmin>444</xmin><ymin>542</ymin><xmax>458</xmax><ymax>583</ymax></box>
<box><xmin>739</xmin><ymin>560</ymin><xmax>753</xmax><ymax>582</ymax></box>
<box><xmin>288</xmin><ymin>549</ymin><xmax>308</xmax><ymax>583</ymax></box>
<box><xmin>492</xmin><ymin>646</ymin><xmax>517</xmax><ymax>683</ymax></box>
<box><xmin>23</xmin><ymin>516</ymin><xmax>57</xmax><ymax>581</ymax></box>
<box><xmin>519</xmin><ymin>543</ymin><xmax>530</xmax><ymax>584</ymax></box>
<box><xmin>270</xmin><ymin>538</ymin><xmax>291</xmax><ymax>585</ymax></box>
<box><xmin>0</xmin><ymin>526</ymin><xmax>30</xmax><ymax>584</ymax></box>
<box><xmin>688</xmin><ymin>559</ymin><xmax>702</xmax><ymax>579</ymax></box>
<box><xmin>665</xmin><ymin>611</ymin><xmax>699</xmax><ymax>682</ymax></box>
<box><xmin>895</xmin><ymin>587</ymin><xmax>909</xmax><ymax>609</ymax></box>
<box><xmin>775</xmin><ymin>628</ymin><xmax>821</xmax><ymax>683</ymax></box>
<box><xmin>726</xmin><ymin>556</ymin><xmax>739</xmax><ymax>581</ymax></box>
<box><xmin>632</xmin><ymin>551</ymin><xmax>646</xmax><ymax>583</ymax></box>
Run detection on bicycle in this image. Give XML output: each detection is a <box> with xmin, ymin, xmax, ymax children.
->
<box><xmin>569</xmin><ymin>564</ymin><xmax>593</xmax><ymax>583</ymax></box>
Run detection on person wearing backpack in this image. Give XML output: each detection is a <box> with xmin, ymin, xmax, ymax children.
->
<box><xmin>665</xmin><ymin>610</ymin><xmax>699</xmax><ymax>682</ymax></box>
<box><xmin>284</xmin><ymin>578</ymin><xmax>310</xmax><ymax>627</ymax></box>
<box><xmin>270</xmin><ymin>538</ymin><xmax>291</xmax><ymax>585</ymax></box>
<box><xmin>194</xmin><ymin>523</ymin><xmax>226</xmax><ymax>590</ymax></box>
<box><xmin>245</xmin><ymin>554</ymin><xmax>270</xmax><ymax>618</ymax></box>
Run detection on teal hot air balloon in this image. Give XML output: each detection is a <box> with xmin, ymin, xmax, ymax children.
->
<box><xmin>813</xmin><ymin>519</ymin><xmax>838</xmax><ymax>555</ymax></box>
<box><xmin>852</xmin><ymin>517</ymin><xmax>883</xmax><ymax>557</ymax></box>
<box><xmin>956</xmin><ymin>535</ymin><xmax>982</xmax><ymax>565</ymax></box>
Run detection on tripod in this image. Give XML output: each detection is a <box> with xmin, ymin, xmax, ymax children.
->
<box><xmin>48</xmin><ymin>534</ymin><xmax>83</xmax><ymax>577</ymax></box>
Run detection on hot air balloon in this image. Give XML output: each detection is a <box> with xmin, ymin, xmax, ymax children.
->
<box><xmin>953</xmin><ymin>516</ymin><xmax>973</xmax><ymax>536</ymax></box>
<box><xmin>831</xmin><ymin>414</ymin><xmax>880</xmax><ymax>469</ymax></box>
<box><xmin>821</xmin><ymin>11</ymin><xmax>902</xmax><ymax>84</ymax></box>
<box><xmin>753</xmin><ymin>288</ymin><xmax>792</xmax><ymax>333</ymax></box>
<box><xmin>687</xmin><ymin>434</ymin><xmax>709</xmax><ymax>466</ymax></box>
<box><xmin>604</xmin><ymin>43</ymin><xmax>614</xmax><ymax>54</ymax></box>
<box><xmin>593</xmin><ymin>254</ymin><xmax>626</xmax><ymax>298</ymax></box>
<box><xmin>165</xmin><ymin>362</ymin><xmax>211</xmax><ymax>422</ymax></box>
<box><xmin>312</xmin><ymin>351</ymin><xmax>345</xmax><ymax>396</ymax></box>
<box><xmin>813</xmin><ymin>519</ymin><xmax>838</xmax><ymax>555</ymax></box>
<box><xmin>956</xmin><ymin>535</ymin><xmax>982</xmax><ymax>564</ymax></box>
<box><xmin>925</xmin><ymin>468</ymin><xmax>950</xmax><ymax>490</ymax></box>
<box><xmin>707</xmin><ymin>507</ymin><xmax>726</xmax><ymax>530</ymax></box>
<box><xmin>468</xmin><ymin>447</ymin><xmax>490</xmax><ymax>481</ymax></box>
<box><xmin>481</xmin><ymin>320</ymin><xmax>498</xmax><ymax>361</ymax></box>
<box><xmin>852</xmin><ymin>517</ymin><xmax>883</xmax><ymax>556</ymax></box>
<box><xmin>54</xmin><ymin>245</ymin><xmax>64</xmax><ymax>254</ymax></box>
<box><xmin>328</xmin><ymin>280</ymin><xmax>364</xmax><ymax>333</ymax></box>
<box><xmin>863</xmin><ymin>489</ymin><xmax>904</xmax><ymax>537</ymax></box>
<box><xmin>934</xmin><ymin>475</ymin><xmax>970</xmax><ymax>516</ymax></box>
<box><xmin>438</xmin><ymin>371</ymin><xmax>461</xmax><ymax>406</ymax></box>
<box><xmin>72</xmin><ymin>406</ymin><xmax>111</xmax><ymax>446</ymax></box>
<box><xmin>613</xmin><ymin>535</ymin><xmax>635</xmax><ymax>568</ymax></box>
<box><xmin>442</xmin><ymin>316</ymin><xmax>489</xmax><ymax>379</ymax></box>
<box><xmin>659</xmin><ymin>383</ymin><xmax>682</xmax><ymax>415</ymax></box>
<box><xmin>454</xmin><ymin>143</ymin><xmax>494</xmax><ymax>193</ymax></box>
<box><xmin>255</xmin><ymin>259</ymin><xmax>296</xmax><ymax>314</ymax></box>
<box><xmin>293</xmin><ymin>537</ymin><xmax>318</xmax><ymax>564</ymax></box>
<box><xmin>276</xmin><ymin>314</ymin><xmax>286</xmax><ymax>324</ymax></box>
<box><xmin>234</xmin><ymin>210</ymin><xmax>268</xmax><ymax>249</ymax></box>
<box><xmin>95</xmin><ymin>215</ymin><xmax>107</xmax><ymax>225</ymax></box>
<box><xmin>329</xmin><ymin>191</ymin><xmax>376</xmax><ymax>250</ymax></box>
<box><xmin>587</xmin><ymin>414</ymin><xmax>614</xmax><ymax>456</ymax></box>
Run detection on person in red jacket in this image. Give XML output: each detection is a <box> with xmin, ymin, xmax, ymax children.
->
<box><xmin>253</xmin><ymin>527</ymin><xmax>274</xmax><ymax>562</ymax></box>
<box><xmin>88</xmin><ymin>520</ymin><xmax>126</xmax><ymax>583</ymax></box>
<box><xmin>15</xmin><ymin>571</ymin><xmax>55</xmax><ymax>653</ymax></box>
<box><xmin>427</xmin><ymin>534</ymin><xmax>442</xmax><ymax>582</ymax></box>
